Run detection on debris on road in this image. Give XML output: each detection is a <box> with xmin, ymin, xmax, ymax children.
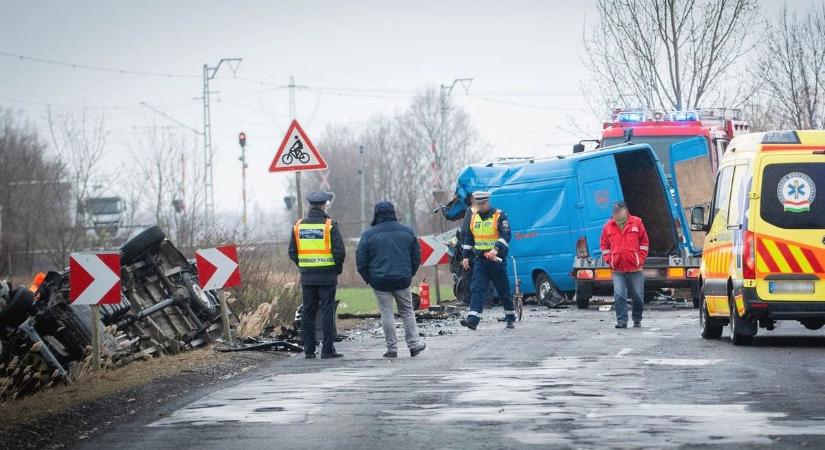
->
<box><xmin>0</xmin><ymin>226</ymin><xmax>233</xmax><ymax>401</ymax></box>
<box><xmin>214</xmin><ymin>336</ymin><xmax>303</xmax><ymax>353</ymax></box>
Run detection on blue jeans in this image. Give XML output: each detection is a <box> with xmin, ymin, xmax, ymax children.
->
<box><xmin>468</xmin><ymin>257</ymin><xmax>514</xmax><ymax>325</ymax></box>
<box><xmin>613</xmin><ymin>271</ymin><xmax>644</xmax><ymax>325</ymax></box>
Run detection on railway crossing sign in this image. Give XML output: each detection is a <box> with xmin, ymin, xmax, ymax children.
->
<box><xmin>69</xmin><ymin>252</ymin><xmax>121</xmax><ymax>305</ymax></box>
<box><xmin>268</xmin><ymin>120</ymin><xmax>328</xmax><ymax>172</ymax></box>
<box><xmin>195</xmin><ymin>245</ymin><xmax>241</xmax><ymax>290</ymax></box>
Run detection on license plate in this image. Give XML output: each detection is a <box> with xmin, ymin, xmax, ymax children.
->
<box><xmin>768</xmin><ymin>281</ymin><xmax>815</xmax><ymax>294</ymax></box>
<box><xmin>643</xmin><ymin>269</ymin><xmax>660</xmax><ymax>278</ymax></box>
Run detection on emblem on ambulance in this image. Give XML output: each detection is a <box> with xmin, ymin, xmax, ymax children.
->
<box><xmin>777</xmin><ymin>172</ymin><xmax>815</xmax><ymax>213</ymax></box>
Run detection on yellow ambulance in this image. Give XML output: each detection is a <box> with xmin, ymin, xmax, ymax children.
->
<box><xmin>691</xmin><ymin>130</ymin><xmax>825</xmax><ymax>345</ymax></box>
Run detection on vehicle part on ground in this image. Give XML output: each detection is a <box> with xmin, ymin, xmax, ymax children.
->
<box><xmin>215</xmin><ymin>336</ymin><xmax>303</xmax><ymax>353</ymax></box>
<box><xmin>0</xmin><ymin>227</ymin><xmax>231</xmax><ymax>401</ymax></box>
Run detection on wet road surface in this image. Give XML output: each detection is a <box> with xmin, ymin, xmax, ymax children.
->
<box><xmin>75</xmin><ymin>304</ymin><xmax>825</xmax><ymax>449</ymax></box>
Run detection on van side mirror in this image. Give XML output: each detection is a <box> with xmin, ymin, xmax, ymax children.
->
<box><xmin>572</xmin><ymin>143</ymin><xmax>585</xmax><ymax>154</ymax></box>
<box><xmin>689</xmin><ymin>206</ymin><xmax>706</xmax><ymax>231</ymax></box>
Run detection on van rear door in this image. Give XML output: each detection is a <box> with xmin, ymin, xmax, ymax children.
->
<box><xmin>754</xmin><ymin>155</ymin><xmax>825</xmax><ymax>301</ymax></box>
<box><xmin>575</xmin><ymin>156</ymin><xmax>620</xmax><ymax>258</ymax></box>
<box><xmin>670</xmin><ymin>137</ymin><xmax>715</xmax><ymax>254</ymax></box>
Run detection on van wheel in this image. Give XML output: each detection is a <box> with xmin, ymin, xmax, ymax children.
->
<box><xmin>700</xmin><ymin>297</ymin><xmax>723</xmax><ymax>339</ymax></box>
<box><xmin>729</xmin><ymin>297</ymin><xmax>754</xmax><ymax>346</ymax></box>
<box><xmin>575</xmin><ymin>281</ymin><xmax>592</xmax><ymax>309</ymax></box>
<box><xmin>121</xmin><ymin>225</ymin><xmax>166</xmax><ymax>264</ymax></box>
<box><xmin>535</xmin><ymin>272</ymin><xmax>563</xmax><ymax>308</ymax></box>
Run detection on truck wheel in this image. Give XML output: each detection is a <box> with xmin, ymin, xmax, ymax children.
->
<box><xmin>699</xmin><ymin>297</ymin><xmax>723</xmax><ymax>339</ymax></box>
<box><xmin>121</xmin><ymin>225</ymin><xmax>166</xmax><ymax>264</ymax></box>
<box><xmin>729</xmin><ymin>296</ymin><xmax>755</xmax><ymax>346</ymax></box>
<box><xmin>575</xmin><ymin>281</ymin><xmax>592</xmax><ymax>309</ymax></box>
<box><xmin>535</xmin><ymin>272</ymin><xmax>563</xmax><ymax>308</ymax></box>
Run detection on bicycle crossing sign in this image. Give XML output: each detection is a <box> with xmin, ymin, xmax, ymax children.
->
<box><xmin>269</xmin><ymin>119</ymin><xmax>328</xmax><ymax>172</ymax></box>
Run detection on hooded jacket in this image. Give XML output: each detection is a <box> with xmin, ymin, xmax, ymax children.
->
<box><xmin>356</xmin><ymin>202</ymin><xmax>421</xmax><ymax>292</ymax></box>
<box><xmin>600</xmin><ymin>214</ymin><xmax>649</xmax><ymax>273</ymax></box>
<box><xmin>288</xmin><ymin>207</ymin><xmax>346</xmax><ymax>285</ymax></box>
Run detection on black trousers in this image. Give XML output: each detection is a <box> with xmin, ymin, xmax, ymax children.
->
<box><xmin>301</xmin><ymin>284</ymin><xmax>336</xmax><ymax>355</ymax></box>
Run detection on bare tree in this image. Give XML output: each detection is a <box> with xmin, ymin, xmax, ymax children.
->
<box><xmin>755</xmin><ymin>3</ymin><xmax>825</xmax><ymax>130</ymax></box>
<box><xmin>42</xmin><ymin>108</ymin><xmax>110</xmax><ymax>265</ymax></box>
<box><xmin>127</xmin><ymin>122</ymin><xmax>205</xmax><ymax>250</ymax></box>
<box><xmin>0</xmin><ymin>109</ymin><xmax>67</xmax><ymax>274</ymax></box>
<box><xmin>582</xmin><ymin>0</ymin><xmax>761</xmax><ymax>111</ymax></box>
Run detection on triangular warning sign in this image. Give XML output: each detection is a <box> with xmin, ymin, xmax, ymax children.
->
<box><xmin>269</xmin><ymin>120</ymin><xmax>328</xmax><ymax>172</ymax></box>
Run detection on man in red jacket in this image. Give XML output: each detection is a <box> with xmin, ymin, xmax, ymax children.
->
<box><xmin>600</xmin><ymin>201</ymin><xmax>649</xmax><ymax>328</ymax></box>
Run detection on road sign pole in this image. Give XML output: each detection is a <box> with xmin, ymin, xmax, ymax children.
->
<box><xmin>91</xmin><ymin>304</ymin><xmax>101</xmax><ymax>370</ymax></box>
<box><xmin>220</xmin><ymin>293</ymin><xmax>232</xmax><ymax>343</ymax></box>
<box><xmin>295</xmin><ymin>171</ymin><xmax>303</xmax><ymax>218</ymax></box>
<box><xmin>433</xmin><ymin>265</ymin><xmax>441</xmax><ymax>305</ymax></box>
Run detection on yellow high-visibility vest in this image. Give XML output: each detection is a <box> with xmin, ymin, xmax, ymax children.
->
<box><xmin>471</xmin><ymin>210</ymin><xmax>501</xmax><ymax>251</ymax></box>
<box><xmin>293</xmin><ymin>219</ymin><xmax>335</xmax><ymax>267</ymax></box>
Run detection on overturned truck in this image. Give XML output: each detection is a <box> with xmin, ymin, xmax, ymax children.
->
<box><xmin>0</xmin><ymin>226</ymin><xmax>228</xmax><ymax>400</ymax></box>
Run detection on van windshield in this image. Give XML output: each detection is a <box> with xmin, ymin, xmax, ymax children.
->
<box><xmin>760</xmin><ymin>163</ymin><xmax>825</xmax><ymax>229</ymax></box>
<box><xmin>602</xmin><ymin>135</ymin><xmax>708</xmax><ymax>176</ymax></box>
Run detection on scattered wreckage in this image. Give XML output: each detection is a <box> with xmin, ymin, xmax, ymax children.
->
<box><xmin>0</xmin><ymin>226</ymin><xmax>232</xmax><ymax>400</ymax></box>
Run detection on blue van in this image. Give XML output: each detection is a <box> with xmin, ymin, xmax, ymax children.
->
<box><xmin>442</xmin><ymin>142</ymin><xmax>704</xmax><ymax>309</ymax></box>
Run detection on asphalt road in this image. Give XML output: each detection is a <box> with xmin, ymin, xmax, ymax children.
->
<box><xmin>75</xmin><ymin>302</ymin><xmax>825</xmax><ymax>450</ymax></box>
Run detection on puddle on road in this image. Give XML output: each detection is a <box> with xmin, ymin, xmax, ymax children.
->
<box><xmin>643</xmin><ymin>358</ymin><xmax>724</xmax><ymax>366</ymax></box>
<box><xmin>150</xmin><ymin>368</ymin><xmax>394</xmax><ymax>427</ymax></box>
<box><xmin>381</xmin><ymin>356</ymin><xmax>825</xmax><ymax>448</ymax></box>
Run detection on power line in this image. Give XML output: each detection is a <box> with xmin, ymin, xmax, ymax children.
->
<box><xmin>468</xmin><ymin>95</ymin><xmax>583</xmax><ymax>111</ymax></box>
<box><xmin>0</xmin><ymin>50</ymin><xmax>200</xmax><ymax>79</ymax></box>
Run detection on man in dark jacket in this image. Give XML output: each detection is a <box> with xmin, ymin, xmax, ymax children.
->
<box><xmin>289</xmin><ymin>192</ymin><xmax>346</xmax><ymax>359</ymax></box>
<box><xmin>356</xmin><ymin>202</ymin><xmax>426</xmax><ymax>358</ymax></box>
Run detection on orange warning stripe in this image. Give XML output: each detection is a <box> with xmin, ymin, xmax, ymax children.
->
<box><xmin>757</xmin><ymin>236</ymin><xmax>825</xmax><ymax>275</ymax></box>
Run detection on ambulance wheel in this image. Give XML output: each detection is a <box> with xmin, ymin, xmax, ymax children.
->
<box><xmin>699</xmin><ymin>297</ymin><xmax>723</xmax><ymax>339</ymax></box>
<box><xmin>575</xmin><ymin>282</ymin><xmax>591</xmax><ymax>310</ymax></box>
<box><xmin>729</xmin><ymin>296</ymin><xmax>755</xmax><ymax>346</ymax></box>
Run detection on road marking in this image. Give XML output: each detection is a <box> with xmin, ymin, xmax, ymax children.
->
<box><xmin>615</xmin><ymin>348</ymin><xmax>633</xmax><ymax>358</ymax></box>
<box><xmin>643</xmin><ymin>359</ymin><xmax>724</xmax><ymax>366</ymax></box>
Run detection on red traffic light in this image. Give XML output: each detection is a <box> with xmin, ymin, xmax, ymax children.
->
<box><xmin>238</xmin><ymin>132</ymin><xmax>247</xmax><ymax>148</ymax></box>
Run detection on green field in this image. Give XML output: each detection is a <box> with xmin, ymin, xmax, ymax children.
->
<box><xmin>336</xmin><ymin>284</ymin><xmax>454</xmax><ymax>315</ymax></box>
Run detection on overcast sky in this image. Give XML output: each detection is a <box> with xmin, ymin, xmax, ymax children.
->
<box><xmin>0</xmin><ymin>0</ymin><xmax>810</xmax><ymax>222</ymax></box>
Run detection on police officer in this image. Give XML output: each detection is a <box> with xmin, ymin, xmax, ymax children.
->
<box><xmin>288</xmin><ymin>192</ymin><xmax>346</xmax><ymax>359</ymax></box>
<box><xmin>460</xmin><ymin>191</ymin><xmax>515</xmax><ymax>330</ymax></box>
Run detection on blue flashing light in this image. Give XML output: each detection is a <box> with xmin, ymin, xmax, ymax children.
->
<box><xmin>617</xmin><ymin>111</ymin><xmax>645</xmax><ymax>123</ymax></box>
<box><xmin>672</xmin><ymin>111</ymin><xmax>699</xmax><ymax>121</ymax></box>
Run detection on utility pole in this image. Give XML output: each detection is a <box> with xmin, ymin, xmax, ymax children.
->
<box><xmin>359</xmin><ymin>145</ymin><xmax>366</xmax><ymax>231</ymax></box>
<box><xmin>289</xmin><ymin>75</ymin><xmax>303</xmax><ymax>219</ymax></box>
<box><xmin>432</xmin><ymin>78</ymin><xmax>473</xmax><ymax>305</ymax></box>
<box><xmin>203</xmin><ymin>58</ymin><xmax>242</xmax><ymax>228</ymax></box>
<box><xmin>238</xmin><ymin>132</ymin><xmax>248</xmax><ymax>241</ymax></box>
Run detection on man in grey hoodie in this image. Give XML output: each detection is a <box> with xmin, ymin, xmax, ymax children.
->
<box><xmin>356</xmin><ymin>202</ymin><xmax>426</xmax><ymax>358</ymax></box>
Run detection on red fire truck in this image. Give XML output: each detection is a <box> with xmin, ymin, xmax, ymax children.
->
<box><xmin>598</xmin><ymin>108</ymin><xmax>750</xmax><ymax>177</ymax></box>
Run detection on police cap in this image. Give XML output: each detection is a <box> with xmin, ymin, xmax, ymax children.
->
<box><xmin>472</xmin><ymin>191</ymin><xmax>491</xmax><ymax>201</ymax></box>
<box><xmin>307</xmin><ymin>191</ymin><xmax>333</xmax><ymax>204</ymax></box>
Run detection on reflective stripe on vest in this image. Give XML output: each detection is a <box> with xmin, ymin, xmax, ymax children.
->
<box><xmin>471</xmin><ymin>210</ymin><xmax>501</xmax><ymax>251</ymax></box>
<box><xmin>293</xmin><ymin>219</ymin><xmax>335</xmax><ymax>267</ymax></box>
